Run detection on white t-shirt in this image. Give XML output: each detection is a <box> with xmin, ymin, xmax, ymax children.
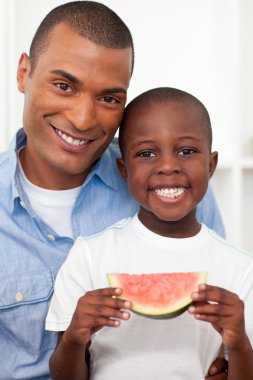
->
<box><xmin>18</xmin><ymin>160</ymin><xmax>81</xmax><ymax>238</ymax></box>
<box><xmin>46</xmin><ymin>215</ymin><xmax>253</xmax><ymax>380</ymax></box>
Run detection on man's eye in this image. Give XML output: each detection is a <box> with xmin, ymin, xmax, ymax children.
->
<box><xmin>100</xmin><ymin>96</ymin><xmax>118</xmax><ymax>104</ymax></box>
<box><xmin>139</xmin><ymin>151</ymin><xmax>156</xmax><ymax>158</ymax></box>
<box><xmin>178</xmin><ymin>148</ymin><xmax>196</xmax><ymax>156</ymax></box>
<box><xmin>55</xmin><ymin>83</ymin><xmax>72</xmax><ymax>92</ymax></box>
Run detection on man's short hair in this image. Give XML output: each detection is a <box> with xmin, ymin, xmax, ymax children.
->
<box><xmin>29</xmin><ymin>1</ymin><xmax>134</xmax><ymax>74</ymax></box>
<box><xmin>119</xmin><ymin>87</ymin><xmax>212</xmax><ymax>157</ymax></box>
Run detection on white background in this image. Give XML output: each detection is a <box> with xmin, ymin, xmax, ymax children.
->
<box><xmin>0</xmin><ymin>0</ymin><xmax>253</xmax><ymax>251</ymax></box>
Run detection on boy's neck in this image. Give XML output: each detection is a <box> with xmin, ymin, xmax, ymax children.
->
<box><xmin>138</xmin><ymin>209</ymin><xmax>201</xmax><ymax>238</ymax></box>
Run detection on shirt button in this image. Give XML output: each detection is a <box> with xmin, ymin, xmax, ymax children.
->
<box><xmin>15</xmin><ymin>292</ymin><xmax>24</xmax><ymax>302</ymax></box>
<box><xmin>47</xmin><ymin>234</ymin><xmax>56</xmax><ymax>241</ymax></box>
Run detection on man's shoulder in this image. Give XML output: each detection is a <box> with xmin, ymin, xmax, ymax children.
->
<box><xmin>0</xmin><ymin>150</ymin><xmax>12</xmax><ymax>181</ymax></box>
<box><xmin>0</xmin><ymin>150</ymin><xmax>9</xmax><ymax>165</ymax></box>
<box><xmin>197</xmin><ymin>185</ymin><xmax>225</xmax><ymax>237</ymax></box>
<box><xmin>0</xmin><ymin>130</ymin><xmax>21</xmax><ymax>181</ymax></box>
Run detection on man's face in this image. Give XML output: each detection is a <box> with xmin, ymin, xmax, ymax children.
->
<box><xmin>118</xmin><ymin>102</ymin><xmax>217</xmax><ymax>236</ymax></box>
<box><xmin>17</xmin><ymin>23</ymin><xmax>132</xmax><ymax>189</ymax></box>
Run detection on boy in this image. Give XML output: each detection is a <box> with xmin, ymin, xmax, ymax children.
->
<box><xmin>46</xmin><ymin>88</ymin><xmax>253</xmax><ymax>379</ymax></box>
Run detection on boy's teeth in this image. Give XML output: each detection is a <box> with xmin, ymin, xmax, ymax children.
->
<box><xmin>155</xmin><ymin>187</ymin><xmax>185</xmax><ymax>198</ymax></box>
<box><xmin>56</xmin><ymin>129</ymin><xmax>88</xmax><ymax>146</ymax></box>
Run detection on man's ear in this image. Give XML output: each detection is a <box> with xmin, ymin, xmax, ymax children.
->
<box><xmin>17</xmin><ymin>53</ymin><xmax>31</xmax><ymax>93</ymax></box>
<box><xmin>116</xmin><ymin>158</ymin><xmax>128</xmax><ymax>181</ymax></box>
<box><xmin>209</xmin><ymin>151</ymin><xmax>218</xmax><ymax>179</ymax></box>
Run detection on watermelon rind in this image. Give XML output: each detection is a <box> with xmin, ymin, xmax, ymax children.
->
<box><xmin>107</xmin><ymin>272</ymin><xmax>207</xmax><ymax>319</ymax></box>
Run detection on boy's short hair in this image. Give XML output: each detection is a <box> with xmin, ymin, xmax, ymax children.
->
<box><xmin>119</xmin><ymin>87</ymin><xmax>212</xmax><ymax>157</ymax></box>
<box><xmin>29</xmin><ymin>1</ymin><xmax>134</xmax><ymax>74</ymax></box>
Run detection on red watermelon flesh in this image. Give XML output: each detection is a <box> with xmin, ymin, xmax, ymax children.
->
<box><xmin>107</xmin><ymin>272</ymin><xmax>207</xmax><ymax>319</ymax></box>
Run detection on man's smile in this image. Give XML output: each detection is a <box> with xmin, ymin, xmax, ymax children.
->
<box><xmin>55</xmin><ymin>128</ymin><xmax>90</xmax><ymax>146</ymax></box>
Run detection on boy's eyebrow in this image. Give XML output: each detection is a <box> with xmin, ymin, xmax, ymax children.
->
<box><xmin>177</xmin><ymin>136</ymin><xmax>202</xmax><ymax>143</ymax></box>
<box><xmin>49</xmin><ymin>69</ymin><xmax>127</xmax><ymax>94</ymax></box>
<box><xmin>133</xmin><ymin>136</ymin><xmax>202</xmax><ymax>147</ymax></box>
<box><xmin>132</xmin><ymin>140</ymin><xmax>155</xmax><ymax>147</ymax></box>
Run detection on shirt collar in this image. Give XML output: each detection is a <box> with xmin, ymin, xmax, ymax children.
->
<box><xmin>9</xmin><ymin>129</ymin><xmax>27</xmax><ymax>209</ymax></box>
<box><xmin>89</xmin><ymin>144</ymin><xmax>120</xmax><ymax>191</ymax></box>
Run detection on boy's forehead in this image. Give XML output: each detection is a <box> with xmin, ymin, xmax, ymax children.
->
<box><xmin>127</xmin><ymin>101</ymin><xmax>203</xmax><ymax>129</ymax></box>
<box><xmin>123</xmin><ymin>100</ymin><xmax>211</xmax><ymax>146</ymax></box>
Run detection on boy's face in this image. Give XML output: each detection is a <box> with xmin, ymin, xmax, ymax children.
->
<box><xmin>117</xmin><ymin>101</ymin><xmax>218</xmax><ymax>236</ymax></box>
<box><xmin>17</xmin><ymin>23</ymin><xmax>132</xmax><ymax>189</ymax></box>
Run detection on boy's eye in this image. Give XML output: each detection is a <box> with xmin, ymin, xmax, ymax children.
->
<box><xmin>139</xmin><ymin>151</ymin><xmax>156</xmax><ymax>158</ymax></box>
<box><xmin>55</xmin><ymin>83</ymin><xmax>72</xmax><ymax>92</ymax></box>
<box><xmin>178</xmin><ymin>148</ymin><xmax>196</xmax><ymax>156</ymax></box>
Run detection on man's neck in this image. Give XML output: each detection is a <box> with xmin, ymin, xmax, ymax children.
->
<box><xmin>19</xmin><ymin>148</ymin><xmax>90</xmax><ymax>190</ymax></box>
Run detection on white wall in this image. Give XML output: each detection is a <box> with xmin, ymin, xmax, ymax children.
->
<box><xmin>1</xmin><ymin>0</ymin><xmax>253</xmax><ymax>250</ymax></box>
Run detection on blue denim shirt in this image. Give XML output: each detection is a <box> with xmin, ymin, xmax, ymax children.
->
<box><xmin>0</xmin><ymin>129</ymin><xmax>225</xmax><ymax>379</ymax></box>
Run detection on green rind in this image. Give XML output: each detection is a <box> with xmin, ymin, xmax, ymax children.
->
<box><xmin>107</xmin><ymin>272</ymin><xmax>207</xmax><ymax>319</ymax></box>
<box><xmin>132</xmin><ymin>302</ymin><xmax>191</xmax><ymax>319</ymax></box>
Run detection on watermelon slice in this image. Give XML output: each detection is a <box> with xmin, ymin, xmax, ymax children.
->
<box><xmin>107</xmin><ymin>272</ymin><xmax>207</xmax><ymax>319</ymax></box>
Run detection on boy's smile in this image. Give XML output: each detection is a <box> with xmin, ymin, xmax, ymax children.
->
<box><xmin>117</xmin><ymin>101</ymin><xmax>218</xmax><ymax>237</ymax></box>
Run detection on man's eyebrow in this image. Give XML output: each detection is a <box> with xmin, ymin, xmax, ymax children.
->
<box><xmin>50</xmin><ymin>70</ymin><xmax>81</xmax><ymax>85</ymax></box>
<box><xmin>50</xmin><ymin>70</ymin><xmax>126</xmax><ymax>94</ymax></box>
<box><xmin>101</xmin><ymin>87</ymin><xmax>127</xmax><ymax>95</ymax></box>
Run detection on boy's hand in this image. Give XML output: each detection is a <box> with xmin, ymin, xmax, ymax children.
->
<box><xmin>205</xmin><ymin>357</ymin><xmax>228</xmax><ymax>379</ymax></box>
<box><xmin>188</xmin><ymin>284</ymin><xmax>247</xmax><ymax>350</ymax></box>
<box><xmin>64</xmin><ymin>287</ymin><xmax>132</xmax><ymax>346</ymax></box>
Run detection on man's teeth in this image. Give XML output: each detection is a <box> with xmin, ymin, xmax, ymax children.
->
<box><xmin>56</xmin><ymin>129</ymin><xmax>88</xmax><ymax>146</ymax></box>
<box><xmin>155</xmin><ymin>187</ymin><xmax>185</xmax><ymax>198</ymax></box>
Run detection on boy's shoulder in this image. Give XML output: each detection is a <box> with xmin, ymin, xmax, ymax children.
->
<box><xmin>205</xmin><ymin>224</ymin><xmax>253</xmax><ymax>261</ymax></box>
<box><xmin>78</xmin><ymin>216</ymin><xmax>133</xmax><ymax>245</ymax></box>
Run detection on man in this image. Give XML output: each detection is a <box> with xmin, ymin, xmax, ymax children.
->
<box><xmin>0</xmin><ymin>1</ymin><xmax>226</xmax><ymax>379</ymax></box>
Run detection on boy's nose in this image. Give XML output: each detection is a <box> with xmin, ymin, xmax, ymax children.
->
<box><xmin>65</xmin><ymin>95</ymin><xmax>97</xmax><ymax>132</ymax></box>
<box><xmin>157</xmin><ymin>155</ymin><xmax>181</xmax><ymax>175</ymax></box>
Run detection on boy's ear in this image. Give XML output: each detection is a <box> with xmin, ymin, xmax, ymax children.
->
<box><xmin>209</xmin><ymin>151</ymin><xmax>218</xmax><ymax>179</ymax></box>
<box><xmin>116</xmin><ymin>158</ymin><xmax>128</xmax><ymax>181</ymax></box>
<box><xmin>17</xmin><ymin>53</ymin><xmax>31</xmax><ymax>93</ymax></box>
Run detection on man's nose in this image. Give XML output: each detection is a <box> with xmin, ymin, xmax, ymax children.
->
<box><xmin>65</xmin><ymin>95</ymin><xmax>96</xmax><ymax>132</ymax></box>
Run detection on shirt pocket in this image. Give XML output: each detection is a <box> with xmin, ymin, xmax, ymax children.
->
<box><xmin>0</xmin><ymin>268</ymin><xmax>57</xmax><ymax>355</ymax></box>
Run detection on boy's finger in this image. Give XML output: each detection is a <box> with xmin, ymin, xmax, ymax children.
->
<box><xmin>83</xmin><ymin>303</ymin><xmax>131</xmax><ymax>320</ymax></box>
<box><xmin>205</xmin><ymin>357</ymin><xmax>228</xmax><ymax>379</ymax></box>
<box><xmin>86</xmin><ymin>287</ymin><xmax>122</xmax><ymax>297</ymax></box>
<box><xmin>79</xmin><ymin>288</ymin><xmax>132</xmax><ymax>310</ymax></box>
<box><xmin>82</xmin><ymin>314</ymin><xmax>123</xmax><ymax>328</ymax></box>
<box><xmin>205</xmin><ymin>374</ymin><xmax>228</xmax><ymax>380</ymax></box>
<box><xmin>191</xmin><ymin>285</ymin><xmax>239</xmax><ymax>305</ymax></box>
<box><xmin>188</xmin><ymin>303</ymin><xmax>231</xmax><ymax>317</ymax></box>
